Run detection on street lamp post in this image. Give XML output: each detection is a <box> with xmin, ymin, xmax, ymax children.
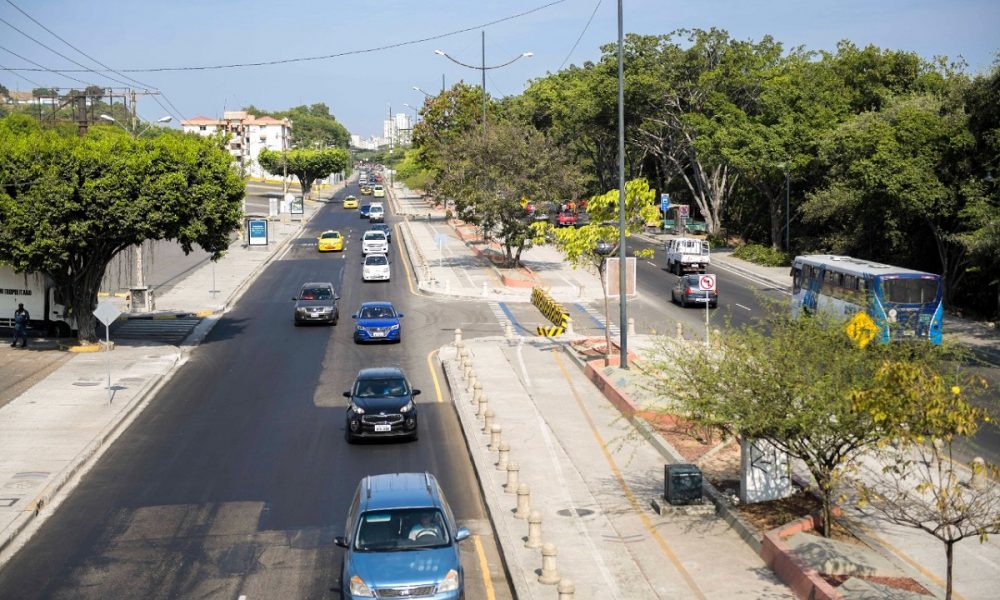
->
<box><xmin>616</xmin><ymin>0</ymin><xmax>628</xmax><ymax>369</ymax></box>
<box><xmin>435</xmin><ymin>34</ymin><xmax>532</xmax><ymax>132</ymax></box>
<box><xmin>784</xmin><ymin>165</ymin><xmax>791</xmax><ymax>252</ymax></box>
<box><xmin>99</xmin><ymin>113</ymin><xmax>172</xmax><ymax>311</ymax></box>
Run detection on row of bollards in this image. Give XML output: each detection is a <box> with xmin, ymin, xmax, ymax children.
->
<box><xmin>452</xmin><ymin>328</ymin><xmax>574</xmax><ymax>597</ymax></box>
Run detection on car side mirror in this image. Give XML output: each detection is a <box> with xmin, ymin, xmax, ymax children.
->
<box><xmin>343</xmin><ymin>391</ymin><xmax>352</xmax><ymax>398</ymax></box>
<box><xmin>335</xmin><ymin>295</ymin><xmax>341</xmax><ymax>301</ymax></box>
<box><xmin>291</xmin><ymin>297</ymin><xmax>298</xmax><ymax>301</ymax></box>
<box><xmin>397</xmin><ymin>313</ymin><xmax>404</xmax><ymax>318</ymax></box>
<box><xmin>411</xmin><ymin>389</ymin><xmax>421</xmax><ymax>396</ymax></box>
<box><xmin>334</xmin><ymin>536</ymin><xmax>349</xmax><ymax>548</ymax></box>
<box><xmin>455</xmin><ymin>527</ymin><xmax>470</xmax><ymax>542</ymax></box>
<box><xmin>351</xmin><ymin>314</ymin><xmax>358</xmax><ymax>319</ymax></box>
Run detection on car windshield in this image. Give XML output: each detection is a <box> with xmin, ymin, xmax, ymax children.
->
<box><xmin>354</xmin><ymin>378</ymin><xmax>409</xmax><ymax>398</ymax></box>
<box><xmin>360</xmin><ymin>305</ymin><xmax>396</xmax><ymax>319</ymax></box>
<box><xmin>321</xmin><ymin>232</ymin><xmax>340</xmax><ymax>239</ymax></box>
<box><xmin>364</xmin><ymin>232</ymin><xmax>386</xmax><ymax>241</ymax></box>
<box><xmin>365</xmin><ymin>255</ymin><xmax>388</xmax><ymax>266</ymax></box>
<box><xmin>300</xmin><ymin>287</ymin><xmax>333</xmax><ymax>300</ymax></box>
<box><xmin>355</xmin><ymin>508</ymin><xmax>449</xmax><ymax>551</ymax></box>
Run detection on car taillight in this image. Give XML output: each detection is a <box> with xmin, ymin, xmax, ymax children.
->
<box><xmin>686</xmin><ymin>288</ymin><xmax>694</xmax><ymax>294</ymax></box>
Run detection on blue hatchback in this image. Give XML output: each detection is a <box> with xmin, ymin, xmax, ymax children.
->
<box><xmin>352</xmin><ymin>301</ymin><xmax>403</xmax><ymax>343</ymax></box>
<box><xmin>336</xmin><ymin>473</ymin><xmax>469</xmax><ymax>599</ymax></box>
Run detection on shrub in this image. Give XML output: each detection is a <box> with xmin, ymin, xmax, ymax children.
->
<box><xmin>732</xmin><ymin>243</ymin><xmax>791</xmax><ymax>267</ymax></box>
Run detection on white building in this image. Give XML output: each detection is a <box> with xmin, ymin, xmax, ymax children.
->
<box><xmin>394</xmin><ymin>113</ymin><xmax>412</xmax><ymax>146</ymax></box>
<box><xmin>181</xmin><ymin>111</ymin><xmax>291</xmax><ymax>178</ymax></box>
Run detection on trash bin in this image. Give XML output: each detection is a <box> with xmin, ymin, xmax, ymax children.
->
<box><xmin>664</xmin><ymin>464</ymin><xmax>703</xmax><ymax>505</ymax></box>
<box><xmin>129</xmin><ymin>286</ymin><xmax>151</xmax><ymax>313</ymax></box>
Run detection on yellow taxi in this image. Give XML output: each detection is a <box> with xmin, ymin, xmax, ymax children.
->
<box><xmin>360</xmin><ymin>185</ymin><xmax>373</xmax><ymax>196</ymax></box>
<box><xmin>373</xmin><ymin>185</ymin><xmax>385</xmax><ymax>198</ymax></box>
<box><xmin>343</xmin><ymin>195</ymin><xmax>359</xmax><ymax>209</ymax></box>
<box><xmin>317</xmin><ymin>230</ymin><xmax>345</xmax><ymax>252</ymax></box>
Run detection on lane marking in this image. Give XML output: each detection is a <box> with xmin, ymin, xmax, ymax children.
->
<box><xmin>735</xmin><ymin>303</ymin><xmax>752</xmax><ymax>311</ymax></box>
<box><xmin>396</xmin><ymin>222</ymin><xmax>418</xmax><ymax>297</ymax></box>
<box><xmin>427</xmin><ymin>349</ymin><xmax>443</xmax><ymax>403</ymax></box>
<box><xmin>473</xmin><ymin>534</ymin><xmax>497</xmax><ymax>600</ymax></box>
<box><xmin>497</xmin><ymin>302</ymin><xmax>529</xmax><ymax>335</ymax></box>
<box><xmin>552</xmin><ymin>350</ymin><xmax>709</xmax><ymax>600</ymax></box>
<box><xmin>646</xmin><ymin>260</ymin><xmax>657</xmax><ymax>267</ymax></box>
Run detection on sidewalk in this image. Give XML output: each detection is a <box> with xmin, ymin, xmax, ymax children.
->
<box><xmin>0</xmin><ymin>183</ymin><xmax>339</xmax><ymax>566</ymax></box>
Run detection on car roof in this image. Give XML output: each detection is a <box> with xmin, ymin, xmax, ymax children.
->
<box><xmin>360</xmin><ymin>472</ymin><xmax>442</xmax><ymax>511</ymax></box>
<box><xmin>364</xmin><ymin>253</ymin><xmax>388</xmax><ymax>260</ymax></box>
<box><xmin>302</xmin><ymin>281</ymin><xmax>334</xmax><ymax>288</ymax></box>
<box><xmin>360</xmin><ymin>301</ymin><xmax>394</xmax><ymax>309</ymax></box>
<box><xmin>321</xmin><ymin>230</ymin><xmax>341</xmax><ymax>235</ymax></box>
<box><xmin>357</xmin><ymin>367</ymin><xmax>405</xmax><ymax>379</ymax></box>
<box><xmin>364</xmin><ymin>230</ymin><xmax>386</xmax><ymax>237</ymax></box>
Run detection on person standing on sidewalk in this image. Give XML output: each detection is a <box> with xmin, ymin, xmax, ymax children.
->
<box><xmin>11</xmin><ymin>303</ymin><xmax>29</xmax><ymax>348</ymax></box>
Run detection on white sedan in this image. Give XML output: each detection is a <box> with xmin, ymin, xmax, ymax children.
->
<box><xmin>362</xmin><ymin>253</ymin><xmax>390</xmax><ymax>281</ymax></box>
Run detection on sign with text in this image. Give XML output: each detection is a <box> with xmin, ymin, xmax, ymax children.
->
<box><xmin>290</xmin><ymin>196</ymin><xmax>304</xmax><ymax>215</ymax></box>
<box><xmin>247</xmin><ymin>218</ymin><xmax>268</xmax><ymax>246</ymax></box>
<box><xmin>660</xmin><ymin>193</ymin><xmax>670</xmax><ymax>212</ymax></box>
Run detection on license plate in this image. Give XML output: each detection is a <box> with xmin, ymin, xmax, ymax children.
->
<box><xmin>372</xmin><ymin>330</ymin><xmax>386</xmax><ymax>337</ymax></box>
<box><xmin>374</xmin><ymin>424</ymin><xmax>391</xmax><ymax>432</ymax></box>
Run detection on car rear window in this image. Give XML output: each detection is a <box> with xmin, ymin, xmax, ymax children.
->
<box><xmin>365</xmin><ymin>255</ymin><xmax>388</xmax><ymax>266</ymax></box>
<box><xmin>301</xmin><ymin>287</ymin><xmax>333</xmax><ymax>300</ymax></box>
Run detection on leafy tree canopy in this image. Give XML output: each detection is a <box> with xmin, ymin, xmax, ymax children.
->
<box><xmin>244</xmin><ymin>103</ymin><xmax>350</xmax><ymax>149</ymax></box>
<box><xmin>0</xmin><ymin>117</ymin><xmax>245</xmax><ymax>342</ymax></box>
<box><xmin>258</xmin><ymin>146</ymin><xmax>349</xmax><ymax>194</ymax></box>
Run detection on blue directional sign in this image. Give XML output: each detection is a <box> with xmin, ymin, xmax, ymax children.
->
<box><xmin>660</xmin><ymin>193</ymin><xmax>670</xmax><ymax>212</ymax></box>
<box><xmin>248</xmin><ymin>218</ymin><xmax>268</xmax><ymax>246</ymax></box>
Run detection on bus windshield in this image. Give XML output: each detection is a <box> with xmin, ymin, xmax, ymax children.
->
<box><xmin>879</xmin><ymin>276</ymin><xmax>940</xmax><ymax>305</ymax></box>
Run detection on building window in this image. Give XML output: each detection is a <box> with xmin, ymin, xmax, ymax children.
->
<box><xmin>199</xmin><ymin>125</ymin><xmax>206</xmax><ymax>131</ymax></box>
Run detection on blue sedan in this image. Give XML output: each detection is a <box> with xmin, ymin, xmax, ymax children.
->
<box><xmin>353</xmin><ymin>301</ymin><xmax>403</xmax><ymax>343</ymax></box>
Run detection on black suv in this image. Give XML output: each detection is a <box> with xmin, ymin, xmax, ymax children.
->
<box><xmin>293</xmin><ymin>282</ymin><xmax>340</xmax><ymax>325</ymax></box>
<box><xmin>344</xmin><ymin>368</ymin><xmax>420</xmax><ymax>443</ymax></box>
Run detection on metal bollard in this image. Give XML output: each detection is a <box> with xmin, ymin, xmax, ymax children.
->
<box><xmin>489</xmin><ymin>424</ymin><xmax>502</xmax><ymax>450</ymax></box>
<box><xmin>525</xmin><ymin>510</ymin><xmax>543</xmax><ymax>548</ymax></box>
<box><xmin>454</xmin><ymin>328</ymin><xmax>463</xmax><ymax>346</ymax></box>
<box><xmin>482</xmin><ymin>408</ymin><xmax>495</xmax><ymax>433</ymax></box>
<box><xmin>676</xmin><ymin>322</ymin><xmax>684</xmax><ymax>340</ymax></box>
<box><xmin>477</xmin><ymin>394</ymin><xmax>488</xmax><ymax>417</ymax></box>
<box><xmin>496</xmin><ymin>441</ymin><xmax>510</xmax><ymax>471</ymax></box>
<box><xmin>472</xmin><ymin>382</ymin><xmax>483</xmax><ymax>405</ymax></box>
<box><xmin>515</xmin><ymin>483</ymin><xmax>531</xmax><ymax>519</ymax></box>
<box><xmin>463</xmin><ymin>363</ymin><xmax>474</xmax><ymax>381</ymax></box>
<box><xmin>504</xmin><ymin>462</ymin><xmax>519</xmax><ymax>493</ymax></box>
<box><xmin>538</xmin><ymin>543</ymin><xmax>560</xmax><ymax>584</ymax></box>
<box><xmin>466</xmin><ymin>373</ymin><xmax>477</xmax><ymax>393</ymax></box>
<box><xmin>971</xmin><ymin>457</ymin><xmax>988</xmax><ymax>491</ymax></box>
<box><xmin>627</xmin><ymin>317</ymin><xmax>636</xmax><ymax>336</ymax></box>
<box><xmin>557</xmin><ymin>579</ymin><xmax>575</xmax><ymax>599</ymax></box>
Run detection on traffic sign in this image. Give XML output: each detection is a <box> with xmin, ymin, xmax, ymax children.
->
<box><xmin>698</xmin><ymin>274</ymin><xmax>717</xmax><ymax>292</ymax></box>
<box><xmin>93</xmin><ymin>301</ymin><xmax>121</xmax><ymax>327</ymax></box>
<box><xmin>677</xmin><ymin>204</ymin><xmax>690</xmax><ymax>218</ymax></box>
<box><xmin>660</xmin><ymin>193</ymin><xmax>670</xmax><ymax>212</ymax></box>
<box><xmin>846</xmin><ymin>312</ymin><xmax>879</xmax><ymax>348</ymax></box>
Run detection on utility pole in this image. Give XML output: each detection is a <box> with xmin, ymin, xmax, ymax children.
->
<box><xmin>616</xmin><ymin>0</ymin><xmax>628</xmax><ymax>369</ymax></box>
<box><xmin>442</xmin><ymin>73</ymin><xmax>445</xmax><ymax>94</ymax></box>
<box><xmin>388</xmin><ymin>104</ymin><xmax>394</xmax><ymax>152</ymax></box>
<box><xmin>282</xmin><ymin>126</ymin><xmax>289</xmax><ymax>200</ymax></box>
<box><xmin>481</xmin><ymin>30</ymin><xmax>487</xmax><ymax>132</ymax></box>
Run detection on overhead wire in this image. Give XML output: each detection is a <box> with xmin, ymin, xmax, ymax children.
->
<box><xmin>0</xmin><ymin>61</ymin><xmax>40</xmax><ymax>86</ymax></box>
<box><xmin>559</xmin><ymin>0</ymin><xmax>602</xmax><ymax>70</ymax></box>
<box><xmin>5</xmin><ymin>0</ymin><xmax>567</xmax><ymax>74</ymax></box>
<box><xmin>0</xmin><ymin>45</ymin><xmax>94</xmax><ymax>86</ymax></box>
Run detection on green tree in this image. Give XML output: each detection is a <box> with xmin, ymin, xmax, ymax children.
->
<box><xmin>411</xmin><ymin>83</ymin><xmax>488</xmax><ymax>177</ymax></box>
<box><xmin>850</xmin><ymin>362</ymin><xmax>997</xmax><ymax>600</ymax></box>
<box><xmin>244</xmin><ymin>103</ymin><xmax>350</xmax><ymax>148</ymax></box>
<box><xmin>258</xmin><ymin>147</ymin><xmax>349</xmax><ymax>196</ymax></box>
<box><xmin>435</xmin><ymin>121</ymin><xmax>582</xmax><ymax>267</ymax></box>
<box><xmin>646</xmin><ymin>312</ymin><xmax>969</xmax><ymax>537</ymax></box>
<box><xmin>0</xmin><ymin>118</ymin><xmax>245</xmax><ymax>342</ymax></box>
<box><xmin>31</xmin><ymin>87</ymin><xmax>57</xmax><ymax>98</ymax></box>
<box><xmin>535</xmin><ymin>178</ymin><xmax>659</xmax><ymax>356</ymax></box>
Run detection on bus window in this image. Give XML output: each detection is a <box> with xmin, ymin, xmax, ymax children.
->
<box><xmin>880</xmin><ymin>277</ymin><xmax>940</xmax><ymax>304</ymax></box>
<box><xmin>792</xmin><ymin>267</ymin><xmax>802</xmax><ymax>294</ymax></box>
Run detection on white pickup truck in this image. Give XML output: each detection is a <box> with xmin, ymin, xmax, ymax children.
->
<box><xmin>665</xmin><ymin>238</ymin><xmax>711</xmax><ymax>275</ymax></box>
<box><xmin>1</xmin><ymin>264</ymin><xmax>74</xmax><ymax>336</ymax></box>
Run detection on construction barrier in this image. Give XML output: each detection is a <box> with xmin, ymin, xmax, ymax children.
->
<box><xmin>531</xmin><ymin>287</ymin><xmax>569</xmax><ymax>337</ymax></box>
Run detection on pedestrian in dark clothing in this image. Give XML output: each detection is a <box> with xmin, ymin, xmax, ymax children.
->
<box><xmin>11</xmin><ymin>303</ymin><xmax>29</xmax><ymax>348</ymax></box>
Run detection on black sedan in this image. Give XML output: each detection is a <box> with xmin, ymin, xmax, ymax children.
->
<box><xmin>671</xmin><ymin>274</ymin><xmax>718</xmax><ymax>308</ymax></box>
<box><xmin>343</xmin><ymin>367</ymin><xmax>420</xmax><ymax>442</ymax></box>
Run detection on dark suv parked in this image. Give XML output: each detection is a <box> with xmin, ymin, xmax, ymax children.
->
<box><xmin>344</xmin><ymin>368</ymin><xmax>420</xmax><ymax>442</ymax></box>
<box><xmin>292</xmin><ymin>282</ymin><xmax>340</xmax><ymax>325</ymax></box>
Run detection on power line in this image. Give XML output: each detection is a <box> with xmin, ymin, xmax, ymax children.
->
<box><xmin>0</xmin><ymin>61</ymin><xmax>40</xmax><ymax>86</ymax></box>
<box><xmin>3</xmin><ymin>0</ymin><xmax>156</xmax><ymax>90</ymax></box>
<box><xmin>156</xmin><ymin>91</ymin><xmax>188</xmax><ymax>122</ymax></box>
<box><xmin>0</xmin><ymin>15</ymin><xmax>134</xmax><ymax>87</ymax></box>
<box><xmin>6</xmin><ymin>0</ymin><xmax>566</xmax><ymax>74</ymax></box>
<box><xmin>0</xmin><ymin>45</ymin><xmax>94</xmax><ymax>86</ymax></box>
<box><xmin>559</xmin><ymin>0</ymin><xmax>602</xmax><ymax>70</ymax></box>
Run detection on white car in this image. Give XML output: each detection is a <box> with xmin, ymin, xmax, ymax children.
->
<box><xmin>361</xmin><ymin>230</ymin><xmax>389</xmax><ymax>255</ymax></box>
<box><xmin>369</xmin><ymin>204</ymin><xmax>385</xmax><ymax>223</ymax></box>
<box><xmin>362</xmin><ymin>253</ymin><xmax>390</xmax><ymax>281</ymax></box>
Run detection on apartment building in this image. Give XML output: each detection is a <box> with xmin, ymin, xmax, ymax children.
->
<box><xmin>181</xmin><ymin>111</ymin><xmax>291</xmax><ymax>178</ymax></box>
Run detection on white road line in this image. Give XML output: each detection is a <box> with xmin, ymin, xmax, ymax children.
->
<box><xmin>646</xmin><ymin>260</ymin><xmax>657</xmax><ymax>267</ymax></box>
<box><xmin>735</xmin><ymin>303</ymin><xmax>752</xmax><ymax>311</ymax></box>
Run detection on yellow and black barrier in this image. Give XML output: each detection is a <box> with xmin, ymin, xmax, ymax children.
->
<box><xmin>531</xmin><ymin>287</ymin><xmax>569</xmax><ymax>337</ymax></box>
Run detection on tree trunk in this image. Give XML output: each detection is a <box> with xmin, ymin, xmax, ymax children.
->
<box><xmin>945</xmin><ymin>541</ymin><xmax>954</xmax><ymax>600</ymax></box>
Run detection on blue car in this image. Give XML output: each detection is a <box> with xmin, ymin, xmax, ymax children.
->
<box><xmin>336</xmin><ymin>473</ymin><xmax>470</xmax><ymax>599</ymax></box>
<box><xmin>360</xmin><ymin>204</ymin><xmax>371</xmax><ymax>219</ymax></box>
<box><xmin>352</xmin><ymin>301</ymin><xmax>403</xmax><ymax>343</ymax></box>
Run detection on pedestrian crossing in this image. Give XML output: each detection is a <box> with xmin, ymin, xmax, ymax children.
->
<box><xmin>487</xmin><ymin>302</ymin><xmax>507</xmax><ymax>330</ymax></box>
<box><xmin>110</xmin><ymin>317</ymin><xmax>203</xmax><ymax>345</ymax></box>
<box><xmin>575</xmin><ymin>303</ymin><xmax>621</xmax><ymax>337</ymax></box>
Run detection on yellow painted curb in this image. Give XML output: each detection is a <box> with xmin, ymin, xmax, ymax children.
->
<box><xmin>66</xmin><ymin>343</ymin><xmax>103</xmax><ymax>353</ymax></box>
<box><xmin>195</xmin><ymin>310</ymin><xmax>216</xmax><ymax>318</ymax></box>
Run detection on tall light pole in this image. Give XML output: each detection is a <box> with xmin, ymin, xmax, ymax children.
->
<box><xmin>616</xmin><ymin>0</ymin><xmax>628</xmax><ymax>369</ymax></box>
<box><xmin>784</xmin><ymin>164</ymin><xmax>791</xmax><ymax>252</ymax></box>
<box><xmin>412</xmin><ymin>86</ymin><xmax>432</xmax><ymax>98</ymax></box>
<box><xmin>99</xmin><ymin>113</ymin><xmax>172</xmax><ymax>304</ymax></box>
<box><xmin>434</xmin><ymin>36</ymin><xmax>532</xmax><ymax>132</ymax></box>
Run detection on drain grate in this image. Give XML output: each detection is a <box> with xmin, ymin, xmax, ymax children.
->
<box><xmin>556</xmin><ymin>508</ymin><xmax>595</xmax><ymax>517</ymax></box>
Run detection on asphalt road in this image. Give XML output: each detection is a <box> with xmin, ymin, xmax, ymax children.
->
<box><xmin>0</xmin><ymin>182</ymin><xmax>513</xmax><ymax>599</ymax></box>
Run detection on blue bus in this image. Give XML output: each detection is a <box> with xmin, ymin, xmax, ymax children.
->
<box><xmin>790</xmin><ymin>254</ymin><xmax>944</xmax><ymax>345</ymax></box>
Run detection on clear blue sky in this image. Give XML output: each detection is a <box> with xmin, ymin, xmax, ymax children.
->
<box><xmin>2</xmin><ymin>0</ymin><xmax>998</xmax><ymax>138</ymax></box>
